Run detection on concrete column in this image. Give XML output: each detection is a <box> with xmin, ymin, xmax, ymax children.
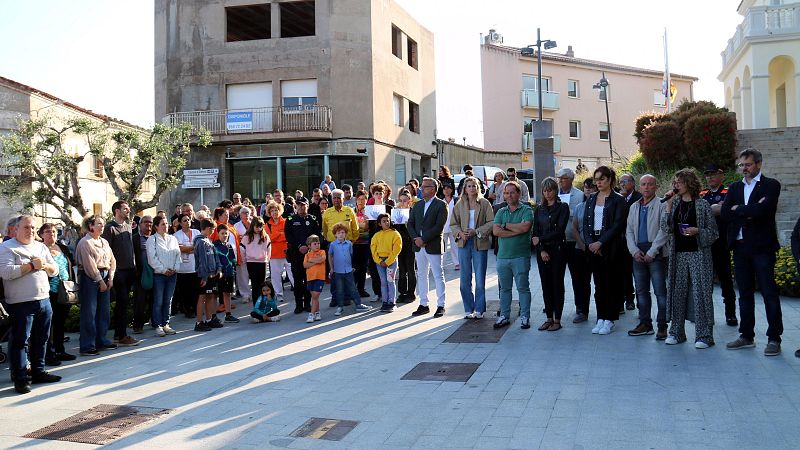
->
<box><xmin>271</xmin><ymin>3</ymin><xmax>280</xmax><ymax>38</ymax></box>
<box><xmin>794</xmin><ymin>72</ymin><xmax>800</xmax><ymax>127</ymax></box>
<box><xmin>276</xmin><ymin>157</ymin><xmax>283</xmax><ymax>190</ymax></box>
<box><xmin>732</xmin><ymin>93</ymin><xmax>743</xmax><ymax>129</ymax></box>
<box><xmin>750</xmin><ymin>74</ymin><xmax>771</xmax><ymax>129</ymax></box>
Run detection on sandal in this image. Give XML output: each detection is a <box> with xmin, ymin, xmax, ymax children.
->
<box><xmin>538</xmin><ymin>320</ymin><xmax>554</xmax><ymax>331</ymax></box>
<box><xmin>547</xmin><ymin>322</ymin><xmax>562</xmax><ymax>332</ymax></box>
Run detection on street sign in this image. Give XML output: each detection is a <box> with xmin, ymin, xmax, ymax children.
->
<box><xmin>183</xmin><ymin>168</ymin><xmax>219</xmax><ymax>176</ymax></box>
<box><xmin>183</xmin><ymin>175</ymin><xmax>218</xmax><ymax>184</ymax></box>
<box><xmin>226</xmin><ymin>111</ymin><xmax>253</xmax><ymax>131</ymax></box>
<box><xmin>183</xmin><ymin>182</ymin><xmax>220</xmax><ymax>189</ymax></box>
<box><xmin>183</xmin><ymin>167</ymin><xmax>219</xmax><ymax>189</ymax></box>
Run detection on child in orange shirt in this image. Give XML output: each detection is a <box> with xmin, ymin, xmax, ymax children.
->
<box><xmin>303</xmin><ymin>235</ymin><xmax>326</xmax><ymax>323</ymax></box>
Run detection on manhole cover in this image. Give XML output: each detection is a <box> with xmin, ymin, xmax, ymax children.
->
<box><xmin>24</xmin><ymin>404</ymin><xmax>170</xmax><ymax>445</ymax></box>
<box><xmin>290</xmin><ymin>417</ymin><xmax>359</xmax><ymax>441</ymax></box>
<box><xmin>401</xmin><ymin>362</ymin><xmax>481</xmax><ymax>382</ymax></box>
<box><xmin>445</xmin><ymin>300</ymin><xmax>509</xmax><ymax>343</ymax></box>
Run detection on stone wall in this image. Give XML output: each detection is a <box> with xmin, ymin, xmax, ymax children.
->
<box><xmin>736</xmin><ymin>127</ymin><xmax>800</xmax><ymax>245</ymax></box>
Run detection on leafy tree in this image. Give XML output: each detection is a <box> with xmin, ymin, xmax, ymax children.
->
<box><xmin>0</xmin><ymin>116</ymin><xmax>211</xmax><ymax>230</ymax></box>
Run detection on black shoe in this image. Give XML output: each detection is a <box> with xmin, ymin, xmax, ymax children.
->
<box><xmin>32</xmin><ymin>371</ymin><xmax>62</xmax><ymax>383</ymax></box>
<box><xmin>207</xmin><ymin>317</ymin><xmax>224</xmax><ymax>328</ymax></box>
<box><xmin>625</xmin><ymin>300</ymin><xmax>635</xmax><ymax>310</ymax></box>
<box><xmin>433</xmin><ymin>306</ymin><xmax>445</xmax><ymax>318</ymax></box>
<box><xmin>80</xmin><ymin>348</ymin><xmax>99</xmax><ymax>356</ymax></box>
<box><xmin>294</xmin><ymin>306</ymin><xmax>304</xmax><ymax>314</ymax></box>
<box><xmin>57</xmin><ymin>352</ymin><xmax>77</xmax><ymax>361</ymax></box>
<box><xmin>411</xmin><ymin>305</ymin><xmax>430</xmax><ymax>316</ymax></box>
<box><xmin>329</xmin><ymin>301</ymin><xmax>337</xmax><ymax>308</ymax></box>
<box><xmin>359</xmin><ymin>290</ymin><xmax>370</xmax><ymax>298</ymax></box>
<box><xmin>100</xmin><ymin>343</ymin><xmax>118</xmax><ymax>350</ymax></box>
<box><xmin>380</xmin><ymin>302</ymin><xmax>395</xmax><ymax>313</ymax></box>
<box><xmin>726</xmin><ymin>315</ymin><xmax>739</xmax><ymax>327</ymax></box>
<box><xmin>795</xmin><ymin>348</ymin><xmax>800</xmax><ymax>358</ymax></box>
<box><xmin>225</xmin><ymin>313</ymin><xmax>240</xmax><ymax>323</ymax></box>
<box><xmin>396</xmin><ymin>296</ymin><xmax>415</xmax><ymax>304</ymax></box>
<box><xmin>194</xmin><ymin>322</ymin><xmax>211</xmax><ymax>332</ymax></box>
<box><xmin>45</xmin><ymin>355</ymin><xmax>62</xmax><ymax>367</ymax></box>
<box><xmin>14</xmin><ymin>380</ymin><xmax>32</xmax><ymax>394</ymax></box>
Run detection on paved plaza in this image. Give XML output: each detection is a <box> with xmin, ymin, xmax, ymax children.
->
<box><xmin>1</xmin><ymin>255</ymin><xmax>799</xmax><ymax>449</ymax></box>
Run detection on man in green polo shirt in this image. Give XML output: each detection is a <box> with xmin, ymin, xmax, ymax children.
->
<box><xmin>492</xmin><ymin>180</ymin><xmax>534</xmax><ymax>329</ymax></box>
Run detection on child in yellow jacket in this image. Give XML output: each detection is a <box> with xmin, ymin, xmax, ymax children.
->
<box><xmin>370</xmin><ymin>213</ymin><xmax>403</xmax><ymax>312</ymax></box>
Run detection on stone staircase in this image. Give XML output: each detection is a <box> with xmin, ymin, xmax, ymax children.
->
<box><xmin>737</xmin><ymin>127</ymin><xmax>800</xmax><ymax>246</ymax></box>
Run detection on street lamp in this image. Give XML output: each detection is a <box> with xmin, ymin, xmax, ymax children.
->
<box><xmin>593</xmin><ymin>71</ymin><xmax>613</xmax><ymax>162</ymax></box>
<box><xmin>522</xmin><ymin>28</ymin><xmax>557</xmax><ymax>123</ymax></box>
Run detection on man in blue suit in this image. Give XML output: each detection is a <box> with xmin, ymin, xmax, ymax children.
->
<box><xmin>721</xmin><ymin>148</ymin><xmax>783</xmax><ymax>356</ymax></box>
<box><xmin>407</xmin><ymin>177</ymin><xmax>448</xmax><ymax>317</ymax></box>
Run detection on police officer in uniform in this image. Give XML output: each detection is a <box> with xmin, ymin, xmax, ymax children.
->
<box><xmin>701</xmin><ymin>164</ymin><xmax>738</xmax><ymax>326</ymax></box>
<box><xmin>285</xmin><ymin>197</ymin><xmax>321</xmax><ymax>314</ymax></box>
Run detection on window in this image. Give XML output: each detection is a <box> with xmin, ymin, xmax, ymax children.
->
<box><xmin>522</xmin><ymin>75</ymin><xmax>550</xmax><ymax>92</ymax></box>
<box><xmin>226</xmin><ymin>4</ymin><xmax>270</xmax><ymax>42</ymax></box>
<box><xmin>408</xmin><ymin>101</ymin><xmax>420</xmax><ymax>133</ymax></box>
<box><xmin>395</xmin><ymin>154</ymin><xmax>406</xmax><ymax>186</ymax></box>
<box><xmin>281</xmin><ymin>79</ymin><xmax>318</xmax><ymax>111</ymax></box>
<box><xmin>391</xmin><ymin>26</ymin><xmax>403</xmax><ymax>59</ymax></box>
<box><xmin>92</xmin><ymin>154</ymin><xmax>104</xmax><ymax>178</ymax></box>
<box><xmin>393</xmin><ymin>94</ymin><xmax>403</xmax><ymax>126</ymax></box>
<box><xmin>407</xmin><ymin>36</ymin><xmax>418</xmax><ymax>69</ymax></box>
<box><xmin>599</xmin><ymin>123</ymin><xmax>610</xmax><ymax>141</ymax></box>
<box><xmin>599</xmin><ymin>85</ymin><xmax>610</xmax><ymax>101</ymax></box>
<box><xmin>569</xmin><ymin>121</ymin><xmax>581</xmax><ymax>139</ymax></box>
<box><xmin>567</xmin><ymin>80</ymin><xmax>579</xmax><ymax>98</ymax></box>
<box><xmin>93</xmin><ymin>203</ymin><xmax>103</xmax><ymax>216</ymax></box>
<box><xmin>280</xmin><ymin>1</ymin><xmax>315</xmax><ymax>38</ymax></box>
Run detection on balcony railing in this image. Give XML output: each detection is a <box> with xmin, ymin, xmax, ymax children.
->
<box><xmin>721</xmin><ymin>3</ymin><xmax>800</xmax><ymax>68</ymax></box>
<box><xmin>522</xmin><ymin>133</ymin><xmax>561</xmax><ymax>152</ymax></box>
<box><xmin>162</xmin><ymin>105</ymin><xmax>332</xmax><ymax>135</ymax></box>
<box><xmin>520</xmin><ymin>89</ymin><xmax>560</xmax><ymax>110</ymax></box>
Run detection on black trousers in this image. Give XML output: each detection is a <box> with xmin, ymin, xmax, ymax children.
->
<box><xmin>48</xmin><ymin>291</ymin><xmax>69</xmax><ymax>355</ymax></box>
<box><xmin>247</xmin><ymin>262</ymin><xmax>267</xmax><ymax>300</ymax></box>
<box><xmin>397</xmin><ymin>246</ymin><xmax>417</xmax><ymax>298</ymax></box>
<box><xmin>175</xmin><ymin>273</ymin><xmax>199</xmax><ymax>317</ymax></box>
<box><xmin>538</xmin><ymin>246</ymin><xmax>567</xmax><ymax>320</ymax></box>
<box><xmin>353</xmin><ymin>243</ymin><xmax>371</xmax><ymax>292</ymax></box>
<box><xmin>368</xmin><ymin>259</ymin><xmax>381</xmax><ymax>297</ymax></box>
<box><xmin>619</xmin><ymin>251</ymin><xmax>635</xmax><ymax>307</ymax></box>
<box><xmin>565</xmin><ymin>244</ymin><xmax>591</xmax><ymax>315</ymax></box>
<box><xmin>733</xmin><ymin>246</ymin><xmax>783</xmax><ymax>342</ymax></box>
<box><xmin>112</xmin><ymin>268</ymin><xmax>136</xmax><ymax>339</ymax></box>
<box><xmin>290</xmin><ymin>254</ymin><xmax>311</xmax><ymax>309</ymax></box>
<box><xmin>710</xmin><ymin>238</ymin><xmax>736</xmax><ymax>316</ymax></box>
<box><xmin>589</xmin><ymin>248</ymin><xmax>621</xmax><ymax>321</ymax></box>
<box><xmin>133</xmin><ymin>279</ymin><xmax>153</xmax><ymax>329</ymax></box>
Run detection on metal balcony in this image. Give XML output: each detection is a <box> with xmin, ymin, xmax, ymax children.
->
<box><xmin>520</xmin><ymin>89</ymin><xmax>560</xmax><ymax>110</ymax></box>
<box><xmin>162</xmin><ymin>105</ymin><xmax>332</xmax><ymax>135</ymax></box>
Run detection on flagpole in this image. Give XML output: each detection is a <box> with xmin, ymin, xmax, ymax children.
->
<box><xmin>664</xmin><ymin>28</ymin><xmax>671</xmax><ymax>113</ymax></box>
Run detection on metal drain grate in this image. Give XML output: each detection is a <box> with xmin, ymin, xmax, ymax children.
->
<box><xmin>445</xmin><ymin>300</ymin><xmax>509</xmax><ymax>343</ymax></box>
<box><xmin>24</xmin><ymin>404</ymin><xmax>170</xmax><ymax>445</ymax></box>
<box><xmin>401</xmin><ymin>362</ymin><xmax>481</xmax><ymax>382</ymax></box>
<box><xmin>290</xmin><ymin>417</ymin><xmax>359</xmax><ymax>441</ymax></box>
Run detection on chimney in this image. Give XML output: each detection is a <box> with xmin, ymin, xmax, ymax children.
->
<box><xmin>566</xmin><ymin>45</ymin><xmax>574</xmax><ymax>58</ymax></box>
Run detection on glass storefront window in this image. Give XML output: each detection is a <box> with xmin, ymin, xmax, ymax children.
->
<box><xmin>328</xmin><ymin>156</ymin><xmax>364</xmax><ymax>191</ymax></box>
<box><xmin>282</xmin><ymin>157</ymin><xmax>324</xmax><ymax>196</ymax></box>
<box><xmin>231</xmin><ymin>159</ymin><xmax>278</xmax><ymax>204</ymax></box>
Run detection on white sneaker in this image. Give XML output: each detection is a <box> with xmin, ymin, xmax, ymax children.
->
<box><xmin>306</xmin><ymin>313</ymin><xmax>314</xmax><ymax>323</ymax></box>
<box><xmin>314</xmin><ymin>312</ymin><xmax>322</xmax><ymax>321</ymax></box>
<box><xmin>163</xmin><ymin>324</ymin><xmax>176</xmax><ymax>335</ymax></box>
<box><xmin>665</xmin><ymin>336</ymin><xmax>679</xmax><ymax>345</ymax></box>
<box><xmin>695</xmin><ymin>340</ymin><xmax>710</xmax><ymax>349</ymax></box>
<box><xmin>251</xmin><ymin>317</ymin><xmax>261</xmax><ymax>324</ymax></box>
<box><xmin>271</xmin><ymin>316</ymin><xmax>281</xmax><ymax>322</ymax></box>
<box><xmin>154</xmin><ymin>326</ymin><xmax>166</xmax><ymax>337</ymax></box>
<box><xmin>464</xmin><ymin>312</ymin><xmax>476</xmax><ymax>319</ymax></box>
<box><xmin>334</xmin><ymin>307</ymin><xmax>343</xmax><ymax>316</ymax></box>
<box><xmin>599</xmin><ymin>320</ymin><xmax>615</xmax><ymax>335</ymax></box>
<box><xmin>592</xmin><ymin>319</ymin><xmax>604</xmax><ymax>334</ymax></box>
<box><xmin>241</xmin><ymin>296</ymin><xmax>251</xmax><ymax>304</ymax></box>
<box><xmin>474</xmin><ymin>312</ymin><xmax>484</xmax><ymax>319</ymax></box>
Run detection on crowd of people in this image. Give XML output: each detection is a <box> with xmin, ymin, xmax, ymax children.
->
<box><xmin>2</xmin><ymin>150</ymin><xmax>800</xmax><ymax>395</ymax></box>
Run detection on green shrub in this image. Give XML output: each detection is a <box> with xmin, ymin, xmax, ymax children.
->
<box><xmin>634</xmin><ymin>113</ymin><xmax>665</xmax><ymax>144</ymax></box>
<box><xmin>683</xmin><ymin>112</ymin><xmax>737</xmax><ymax>172</ymax></box>
<box><xmin>640</xmin><ymin>121</ymin><xmax>684</xmax><ymax>170</ymax></box>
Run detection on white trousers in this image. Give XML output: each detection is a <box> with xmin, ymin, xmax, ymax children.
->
<box><xmin>443</xmin><ymin>232</ymin><xmax>459</xmax><ymax>266</ymax></box>
<box><xmin>415</xmin><ymin>248</ymin><xmax>446</xmax><ymax>307</ymax></box>
<box><xmin>269</xmin><ymin>258</ymin><xmax>294</xmax><ymax>297</ymax></box>
<box><xmin>236</xmin><ymin>262</ymin><xmax>251</xmax><ymax>299</ymax></box>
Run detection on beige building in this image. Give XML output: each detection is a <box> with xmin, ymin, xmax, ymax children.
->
<box><xmin>719</xmin><ymin>0</ymin><xmax>800</xmax><ymax>129</ymax></box>
<box><xmin>0</xmin><ymin>75</ymin><xmax>149</xmax><ymax>229</ymax></box>
<box><xmin>481</xmin><ymin>35</ymin><xmax>696</xmax><ymax>173</ymax></box>
<box><xmin>156</xmin><ymin>0</ymin><xmax>436</xmax><ymax>207</ymax></box>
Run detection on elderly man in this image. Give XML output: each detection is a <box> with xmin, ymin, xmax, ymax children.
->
<box><xmin>625</xmin><ymin>175</ymin><xmax>669</xmax><ymax>339</ymax></box>
<box><xmin>3</xmin><ymin>216</ymin><xmax>20</xmax><ymax>241</ymax></box>
<box><xmin>408</xmin><ymin>177</ymin><xmax>449</xmax><ymax>317</ymax></box>
<box><xmin>618</xmin><ymin>173</ymin><xmax>642</xmax><ymax>312</ymax></box>
<box><xmin>181</xmin><ymin>203</ymin><xmax>201</xmax><ymax>230</ymax></box>
<box><xmin>556</xmin><ymin>168</ymin><xmax>588</xmax><ymax>323</ymax></box>
<box><xmin>320</xmin><ymin>174</ymin><xmax>336</xmax><ymax>190</ymax></box>
<box><xmin>0</xmin><ymin>215</ymin><xmax>61</xmax><ymax>394</ymax></box>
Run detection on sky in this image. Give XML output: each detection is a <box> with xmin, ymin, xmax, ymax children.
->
<box><xmin>0</xmin><ymin>0</ymin><xmax>743</xmax><ymax>147</ymax></box>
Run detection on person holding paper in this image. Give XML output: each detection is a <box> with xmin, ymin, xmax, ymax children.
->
<box><xmin>392</xmin><ymin>190</ymin><xmax>417</xmax><ymax>303</ymax></box>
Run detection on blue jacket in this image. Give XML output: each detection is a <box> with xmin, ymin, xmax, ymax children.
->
<box><xmin>214</xmin><ymin>240</ymin><xmax>237</xmax><ymax>278</ymax></box>
<box><xmin>193</xmin><ymin>235</ymin><xmax>221</xmax><ymax>282</ymax></box>
<box><xmin>253</xmin><ymin>294</ymin><xmax>278</xmax><ymax>316</ymax></box>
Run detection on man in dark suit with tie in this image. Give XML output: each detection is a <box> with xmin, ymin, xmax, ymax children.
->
<box><xmin>407</xmin><ymin>177</ymin><xmax>448</xmax><ymax>317</ymax></box>
<box><xmin>721</xmin><ymin>148</ymin><xmax>783</xmax><ymax>356</ymax></box>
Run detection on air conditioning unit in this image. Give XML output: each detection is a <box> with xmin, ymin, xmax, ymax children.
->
<box><xmin>487</xmin><ymin>29</ymin><xmax>503</xmax><ymax>44</ymax></box>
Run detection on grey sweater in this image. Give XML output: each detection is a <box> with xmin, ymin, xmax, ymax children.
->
<box><xmin>0</xmin><ymin>238</ymin><xmax>56</xmax><ymax>304</ymax></box>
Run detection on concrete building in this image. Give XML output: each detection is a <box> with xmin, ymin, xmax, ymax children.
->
<box><xmin>0</xmin><ymin>75</ymin><xmax>149</xmax><ymax>229</ymax></box>
<box><xmin>719</xmin><ymin>0</ymin><xmax>800</xmax><ymax>130</ymax></box>
<box><xmin>480</xmin><ymin>34</ymin><xmax>697</xmax><ymax>174</ymax></box>
<box><xmin>156</xmin><ymin>0</ymin><xmax>436</xmax><ymax>208</ymax></box>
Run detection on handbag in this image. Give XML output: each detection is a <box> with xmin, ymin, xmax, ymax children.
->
<box><xmin>57</xmin><ymin>279</ymin><xmax>79</xmax><ymax>305</ymax></box>
<box><xmin>141</xmin><ymin>260</ymin><xmax>154</xmax><ymax>290</ymax></box>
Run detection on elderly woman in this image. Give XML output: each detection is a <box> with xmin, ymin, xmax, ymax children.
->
<box><xmin>76</xmin><ymin>214</ymin><xmax>117</xmax><ymax>355</ymax></box>
<box><xmin>661</xmin><ymin>168</ymin><xmax>718</xmax><ymax>348</ymax></box>
<box><xmin>39</xmin><ymin>223</ymin><xmax>77</xmax><ymax>364</ymax></box>
<box><xmin>266</xmin><ymin>201</ymin><xmax>294</xmax><ymax>301</ymax></box>
<box><xmin>451</xmin><ymin>176</ymin><xmax>495</xmax><ymax>318</ymax></box>
<box><xmin>532</xmin><ymin>177</ymin><xmax>570</xmax><ymax>331</ymax></box>
<box><xmin>147</xmin><ymin>215</ymin><xmax>183</xmax><ymax>337</ymax></box>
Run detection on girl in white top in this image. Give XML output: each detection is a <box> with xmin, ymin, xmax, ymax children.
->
<box><xmin>442</xmin><ymin>183</ymin><xmax>460</xmax><ymax>269</ymax></box>
<box><xmin>241</xmin><ymin>216</ymin><xmax>272</xmax><ymax>302</ymax></box>
<box><xmin>174</xmin><ymin>214</ymin><xmax>201</xmax><ymax>318</ymax></box>
<box><xmin>146</xmin><ymin>215</ymin><xmax>182</xmax><ymax>336</ymax></box>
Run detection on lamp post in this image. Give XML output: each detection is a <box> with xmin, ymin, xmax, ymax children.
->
<box><xmin>593</xmin><ymin>71</ymin><xmax>613</xmax><ymax>162</ymax></box>
<box><xmin>523</xmin><ymin>28</ymin><xmax>557</xmax><ymax>122</ymax></box>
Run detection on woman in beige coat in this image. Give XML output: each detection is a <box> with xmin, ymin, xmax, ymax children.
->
<box><xmin>451</xmin><ymin>177</ymin><xmax>495</xmax><ymax>318</ymax></box>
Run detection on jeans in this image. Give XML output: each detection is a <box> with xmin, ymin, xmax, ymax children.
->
<box><xmin>497</xmin><ymin>256</ymin><xmax>532</xmax><ymax>319</ymax></box>
<box><xmin>632</xmin><ymin>256</ymin><xmax>667</xmax><ymax>325</ymax></box>
<box><xmin>111</xmin><ymin>268</ymin><xmax>135</xmax><ymax>339</ymax></box>
<box><xmin>152</xmin><ymin>273</ymin><xmax>177</xmax><ymax>327</ymax></box>
<box><xmin>333</xmin><ymin>271</ymin><xmax>363</xmax><ymax>307</ymax></box>
<box><xmin>457</xmin><ymin>238</ymin><xmax>488</xmax><ymax>313</ymax></box>
<box><xmin>79</xmin><ymin>270</ymin><xmax>112</xmax><ymax>352</ymax></box>
<box><xmin>7</xmin><ymin>298</ymin><xmax>52</xmax><ymax>380</ymax></box>
<box><xmin>733</xmin><ymin>247</ymin><xmax>783</xmax><ymax>342</ymax></box>
<box><xmin>376</xmin><ymin>262</ymin><xmax>399</xmax><ymax>304</ymax></box>
<box><xmin>415</xmin><ymin>248</ymin><xmax>446</xmax><ymax>307</ymax></box>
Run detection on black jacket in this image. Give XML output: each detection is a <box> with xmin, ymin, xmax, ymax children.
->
<box><xmin>532</xmin><ymin>201</ymin><xmax>570</xmax><ymax>253</ymax></box>
<box><xmin>582</xmin><ymin>191</ymin><xmax>627</xmax><ymax>257</ymax></box>
<box><xmin>285</xmin><ymin>213</ymin><xmax>321</xmax><ymax>261</ymax></box>
<box><xmin>792</xmin><ymin>216</ymin><xmax>800</xmax><ymax>265</ymax></box>
<box><xmin>721</xmin><ymin>174</ymin><xmax>781</xmax><ymax>253</ymax></box>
